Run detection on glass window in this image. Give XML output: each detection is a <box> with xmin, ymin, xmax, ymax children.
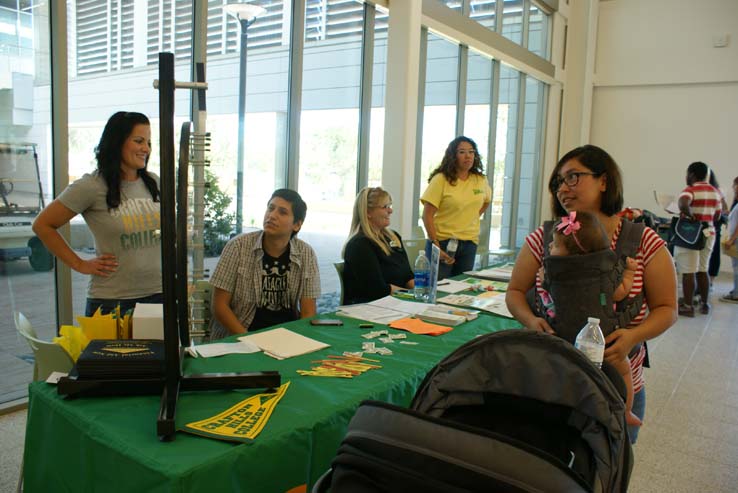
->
<box><xmin>418</xmin><ymin>33</ymin><xmax>459</xmax><ymax>188</ymax></box>
<box><xmin>298</xmin><ymin>0</ymin><xmax>364</xmax><ymax>295</ymax></box>
<box><xmin>527</xmin><ymin>2</ymin><xmax>550</xmax><ymax>59</ymax></box>
<box><xmin>440</xmin><ymin>0</ymin><xmax>463</xmax><ymax>13</ymax></box>
<box><xmin>464</xmin><ymin>49</ymin><xmax>494</xmax><ymax>248</ymax></box>
<box><xmin>211</xmin><ymin>0</ymin><xmax>289</xmax><ymax>237</ymax></box>
<box><xmin>515</xmin><ymin>76</ymin><xmax>545</xmax><ymax>247</ymax></box>
<box><xmin>501</xmin><ymin>0</ymin><xmax>523</xmax><ymax>44</ymax></box>
<box><xmin>463</xmin><ymin>49</ymin><xmax>493</xmax><ymax>169</ymax></box>
<box><xmin>367</xmin><ymin>8</ymin><xmax>388</xmax><ymax>187</ymax></box>
<box><xmin>490</xmin><ymin>64</ymin><xmax>520</xmax><ymax>249</ymax></box>
<box><xmin>0</xmin><ymin>1</ymin><xmax>55</xmax><ymax>404</ymax></box>
<box><xmin>66</xmin><ymin>0</ymin><xmax>193</xmax><ymax>319</ymax></box>
<box><xmin>470</xmin><ymin>0</ymin><xmax>497</xmax><ymax>30</ymax></box>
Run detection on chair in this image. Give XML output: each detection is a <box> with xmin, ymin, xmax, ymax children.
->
<box><xmin>333</xmin><ymin>261</ymin><xmax>345</xmax><ymax>305</ymax></box>
<box><xmin>14</xmin><ymin>311</ymin><xmax>74</xmax><ymax>382</ymax></box>
<box><xmin>403</xmin><ymin>238</ymin><xmax>425</xmax><ymax>265</ymax></box>
<box><xmin>411</xmin><ymin>225</ymin><xmax>426</xmax><ymax>240</ymax></box>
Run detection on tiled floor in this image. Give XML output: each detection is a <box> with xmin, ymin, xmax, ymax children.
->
<box><xmin>1</xmin><ymin>275</ymin><xmax>737</xmax><ymax>492</ymax></box>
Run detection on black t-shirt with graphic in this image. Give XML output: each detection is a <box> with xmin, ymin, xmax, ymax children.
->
<box><xmin>249</xmin><ymin>246</ymin><xmax>296</xmax><ymax>331</ymax></box>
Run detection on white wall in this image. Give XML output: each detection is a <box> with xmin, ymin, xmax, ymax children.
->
<box><xmin>591</xmin><ymin>0</ymin><xmax>738</xmax><ymax>271</ymax></box>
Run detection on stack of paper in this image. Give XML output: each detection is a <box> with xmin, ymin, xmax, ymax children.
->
<box><xmin>239</xmin><ymin>327</ymin><xmax>329</xmax><ymax>360</ymax></box>
<box><xmin>465</xmin><ymin>263</ymin><xmax>515</xmax><ymax>281</ymax></box>
<box><xmin>188</xmin><ymin>341</ymin><xmax>260</xmax><ymax>358</ymax></box>
<box><xmin>389</xmin><ymin>317</ymin><xmax>452</xmax><ymax>336</ymax></box>
<box><xmin>439</xmin><ymin>292</ymin><xmax>514</xmax><ymax>319</ymax></box>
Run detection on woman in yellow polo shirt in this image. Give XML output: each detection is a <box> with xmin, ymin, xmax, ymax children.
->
<box><xmin>421</xmin><ymin>136</ymin><xmax>491</xmax><ymax>279</ymax></box>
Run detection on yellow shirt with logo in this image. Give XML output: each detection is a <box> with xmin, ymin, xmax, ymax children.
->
<box><xmin>420</xmin><ymin>173</ymin><xmax>491</xmax><ymax>244</ymax></box>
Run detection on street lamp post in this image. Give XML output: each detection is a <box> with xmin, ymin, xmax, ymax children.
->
<box><xmin>224</xmin><ymin>3</ymin><xmax>266</xmax><ymax>235</ymax></box>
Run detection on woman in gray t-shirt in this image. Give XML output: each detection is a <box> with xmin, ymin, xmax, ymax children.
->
<box><xmin>33</xmin><ymin>111</ymin><xmax>163</xmax><ymax>316</ymax></box>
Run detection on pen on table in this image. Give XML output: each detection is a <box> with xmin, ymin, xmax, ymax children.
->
<box><xmin>359</xmin><ymin>323</ymin><xmax>374</xmax><ymax>328</ymax></box>
<box><xmin>438</xmin><ymin>281</ymin><xmax>450</xmax><ymax>286</ymax></box>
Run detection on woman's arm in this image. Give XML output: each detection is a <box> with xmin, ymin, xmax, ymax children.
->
<box><xmin>604</xmin><ymin>247</ymin><xmax>677</xmax><ymax>364</ymax></box>
<box><xmin>32</xmin><ymin>200</ymin><xmax>118</xmax><ymax>276</ymax></box>
<box><xmin>479</xmin><ymin>201</ymin><xmax>490</xmax><ymax>216</ymax></box>
<box><xmin>421</xmin><ymin>201</ymin><xmax>454</xmax><ymax>265</ymax></box>
<box><xmin>505</xmin><ymin>244</ymin><xmax>554</xmax><ymax>334</ymax></box>
<box><xmin>211</xmin><ymin>287</ymin><xmax>247</xmax><ymax>335</ymax></box>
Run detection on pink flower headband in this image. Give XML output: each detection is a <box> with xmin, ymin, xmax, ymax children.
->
<box><xmin>556</xmin><ymin>211</ymin><xmax>584</xmax><ymax>252</ymax></box>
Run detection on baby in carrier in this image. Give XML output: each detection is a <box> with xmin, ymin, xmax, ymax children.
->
<box><xmin>538</xmin><ymin>211</ymin><xmax>642</xmax><ymax>426</ymax></box>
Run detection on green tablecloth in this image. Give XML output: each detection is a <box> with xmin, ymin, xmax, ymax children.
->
<box><xmin>24</xmin><ymin>311</ymin><xmax>520</xmax><ymax>493</ymax></box>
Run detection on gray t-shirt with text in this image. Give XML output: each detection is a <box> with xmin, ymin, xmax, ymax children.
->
<box><xmin>59</xmin><ymin>172</ymin><xmax>162</xmax><ymax>299</ymax></box>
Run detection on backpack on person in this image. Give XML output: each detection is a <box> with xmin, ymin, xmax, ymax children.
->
<box><xmin>531</xmin><ymin>219</ymin><xmax>645</xmax><ymax>345</ymax></box>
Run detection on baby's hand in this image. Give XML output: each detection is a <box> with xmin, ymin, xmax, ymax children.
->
<box><xmin>624</xmin><ymin>257</ymin><xmax>637</xmax><ymax>272</ymax></box>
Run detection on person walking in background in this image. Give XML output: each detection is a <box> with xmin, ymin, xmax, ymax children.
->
<box><xmin>505</xmin><ymin>145</ymin><xmax>677</xmax><ymax>443</ymax></box>
<box><xmin>342</xmin><ymin>187</ymin><xmax>414</xmax><ymax>304</ymax></box>
<box><xmin>420</xmin><ymin>136</ymin><xmax>491</xmax><ymax>280</ymax></box>
<box><xmin>209</xmin><ymin>189</ymin><xmax>320</xmax><ymax>340</ymax></box>
<box><xmin>33</xmin><ymin>111</ymin><xmax>162</xmax><ymax>316</ymax></box>
<box><xmin>720</xmin><ymin>176</ymin><xmax>738</xmax><ymax>303</ymax></box>
<box><xmin>674</xmin><ymin>162</ymin><xmax>723</xmax><ymax>317</ymax></box>
<box><xmin>707</xmin><ymin>172</ymin><xmax>729</xmax><ymax>288</ymax></box>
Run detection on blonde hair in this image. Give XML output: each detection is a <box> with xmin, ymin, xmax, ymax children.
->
<box><xmin>343</xmin><ymin>187</ymin><xmax>400</xmax><ymax>257</ymax></box>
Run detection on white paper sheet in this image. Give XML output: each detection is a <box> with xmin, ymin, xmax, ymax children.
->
<box><xmin>439</xmin><ymin>293</ymin><xmax>514</xmax><ymax>319</ymax></box>
<box><xmin>436</xmin><ymin>278</ymin><xmax>473</xmax><ymax>294</ymax></box>
<box><xmin>465</xmin><ymin>263</ymin><xmax>515</xmax><ymax>281</ymax></box>
<box><xmin>336</xmin><ymin>304</ymin><xmax>409</xmax><ymax>325</ymax></box>
<box><xmin>190</xmin><ymin>341</ymin><xmax>261</xmax><ymax>358</ymax></box>
<box><xmin>368</xmin><ymin>295</ymin><xmax>430</xmax><ymax>315</ymax></box>
<box><xmin>239</xmin><ymin>327</ymin><xmax>329</xmax><ymax>360</ymax></box>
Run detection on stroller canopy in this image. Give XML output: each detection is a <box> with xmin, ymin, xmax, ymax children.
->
<box><xmin>411</xmin><ymin>329</ymin><xmax>632</xmax><ymax>493</ymax></box>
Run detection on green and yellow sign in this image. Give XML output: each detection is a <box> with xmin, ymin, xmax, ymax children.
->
<box><xmin>182</xmin><ymin>382</ymin><xmax>290</xmax><ymax>442</ymax></box>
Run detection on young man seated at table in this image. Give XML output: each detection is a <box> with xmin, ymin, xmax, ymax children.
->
<box><xmin>209</xmin><ymin>189</ymin><xmax>321</xmax><ymax>340</ymax></box>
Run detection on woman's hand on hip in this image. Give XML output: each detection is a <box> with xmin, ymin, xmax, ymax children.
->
<box><xmin>75</xmin><ymin>254</ymin><xmax>118</xmax><ymax>277</ymax></box>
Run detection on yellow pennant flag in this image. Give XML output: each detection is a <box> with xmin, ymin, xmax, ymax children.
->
<box><xmin>182</xmin><ymin>382</ymin><xmax>290</xmax><ymax>442</ymax></box>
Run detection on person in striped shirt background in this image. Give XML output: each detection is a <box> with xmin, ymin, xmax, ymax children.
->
<box><xmin>675</xmin><ymin>162</ymin><xmax>723</xmax><ymax>317</ymax></box>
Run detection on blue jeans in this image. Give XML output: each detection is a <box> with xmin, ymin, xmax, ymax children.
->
<box><xmin>627</xmin><ymin>388</ymin><xmax>646</xmax><ymax>444</ymax></box>
<box><xmin>85</xmin><ymin>293</ymin><xmax>164</xmax><ymax>317</ymax></box>
<box><xmin>427</xmin><ymin>239</ymin><xmax>478</xmax><ymax>280</ymax></box>
<box><xmin>731</xmin><ymin>256</ymin><xmax>738</xmax><ymax>295</ymax></box>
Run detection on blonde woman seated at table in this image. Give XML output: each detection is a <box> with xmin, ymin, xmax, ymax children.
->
<box><xmin>342</xmin><ymin>187</ymin><xmax>414</xmax><ymax>304</ymax></box>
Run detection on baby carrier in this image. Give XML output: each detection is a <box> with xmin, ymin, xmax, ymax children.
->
<box><xmin>313</xmin><ymin>330</ymin><xmax>633</xmax><ymax>493</ymax></box>
<box><xmin>533</xmin><ymin>219</ymin><xmax>645</xmax><ymax>344</ymax></box>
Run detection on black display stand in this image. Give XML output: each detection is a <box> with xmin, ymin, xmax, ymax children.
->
<box><xmin>58</xmin><ymin>52</ymin><xmax>281</xmax><ymax>441</ymax></box>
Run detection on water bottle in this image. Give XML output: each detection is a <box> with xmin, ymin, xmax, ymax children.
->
<box><xmin>574</xmin><ymin>317</ymin><xmax>605</xmax><ymax>368</ymax></box>
<box><xmin>414</xmin><ymin>250</ymin><xmax>430</xmax><ymax>302</ymax></box>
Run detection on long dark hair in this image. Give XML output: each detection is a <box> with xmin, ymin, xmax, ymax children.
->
<box><xmin>95</xmin><ymin>111</ymin><xmax>159</xmax><ymax>209</ymax></box>
<box><xmin>548</xmin><ymin>145</ymin><xmax>623</xmax><ymax>217</ymax></box>
<box><xmin>428</xmin><ymin>136</ymin><xmax>485</xmax><ymax>185</ymax></box>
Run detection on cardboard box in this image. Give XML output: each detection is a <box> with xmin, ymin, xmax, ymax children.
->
<box><xmin>132</xmin><ymin>303</ymin><xmax>164</xmax><ymax>340</ymax></box>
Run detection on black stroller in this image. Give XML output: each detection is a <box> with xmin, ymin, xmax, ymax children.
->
<box><xmin>313</xmin><ymin>330</ymin><xmax>633</xmax><ymax>493</ymax></box>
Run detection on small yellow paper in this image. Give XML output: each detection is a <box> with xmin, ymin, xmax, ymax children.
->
<box><xmin>183</xmin><ymin>382</ymin><xmax>290</xmax><ymax>442</ymax></box>
<box><xmin>52</xmin><ymin>325</ymin><xmax>90</xmax><ymax>361</ymax></box>
<box><xmin>77</xmin><ymin>310</ymin><xmax>117</xmax><ymax>340</ymax></box>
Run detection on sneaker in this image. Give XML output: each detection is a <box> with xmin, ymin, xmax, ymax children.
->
<box><xmin>720</xmin><ymin>294</ymin><xmax>738</xmax><ymax>304</ymax></box>
<box><xmin>700</xmin><ymin>303</ymin><xmax>711</xmax><ymax>315</ymax></box>
<box><xmin>678</xmin><ymin>304</ymin><xmax>695</xmax><ymax>317</ymax></box>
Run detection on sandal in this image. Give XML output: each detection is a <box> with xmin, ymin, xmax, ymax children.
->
<box><xmin>678</xmin><ymin>304</ymin><xmax>695</xmax><ymax>317</ymax></box>
<box><xmin>720</xmin><ymin>294</ymin><xmax>738</xmax><ymax>304</ymax></box>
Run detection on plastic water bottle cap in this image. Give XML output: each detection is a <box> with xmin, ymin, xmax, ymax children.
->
<box><xmin>587</xmin><ymin>317</ymin><xmax>600</xmax><ymax>324</ymax></box>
